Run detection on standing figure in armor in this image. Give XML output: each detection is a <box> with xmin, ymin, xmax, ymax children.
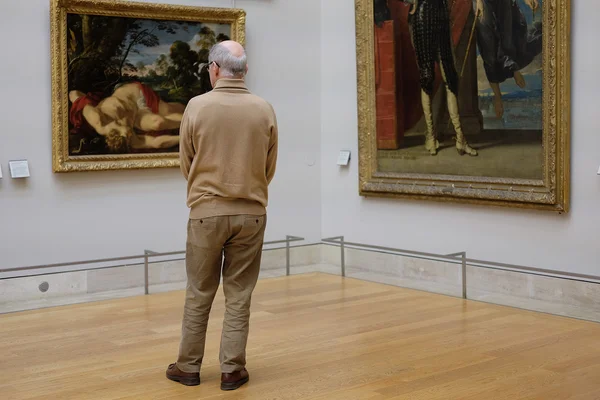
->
<box><xmin>400</xmin><ymin>0</ymin><xmax>477</xmax><ymax>156</ymax></box>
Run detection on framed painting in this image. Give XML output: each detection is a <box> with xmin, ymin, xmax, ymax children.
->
<box><xmin>50</xmin><ymin>0</ymin><xmax>246</xmax><ymax>172</ymax></box>
<box><xmin>355</xmin><ymin>0</ymin><xmax>570</xmax><ymax>212</ymax></box>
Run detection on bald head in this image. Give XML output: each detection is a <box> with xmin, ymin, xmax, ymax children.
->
<box><xmin>219</xmin><ymin>40</ymin><xmax>245</xmax><ymax>58</ymax></box>
<box><xmin>208</xmin><ymin>40</ymin><xmax>248</xmax><ymax>80</ymax></box>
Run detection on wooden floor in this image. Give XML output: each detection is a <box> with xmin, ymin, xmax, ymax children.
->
<box><xmin>2</xmin><ymin>273</ymin><xmax>600</xmax><ymax>399</ymax></box>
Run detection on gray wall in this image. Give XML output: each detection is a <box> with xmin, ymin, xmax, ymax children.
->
<box><xmin>0</xmin><ymin>0</ymin><xmax>323</xmax><ymax>269</ymax></box>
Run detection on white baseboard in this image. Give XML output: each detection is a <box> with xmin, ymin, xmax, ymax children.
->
<box><xmin>0</xmin><ymin>245</ymin><xmax>323</xmax><ymax>313</ymax></box>
<box><xmin>321</xmin><ymin>244</ymin><xmax>600</xmax><ymax>323</ymax></box>
<box><xmin>2</xmin><ymin>244</ymin><xmax>599</xmax><ymax>323</ymax></box>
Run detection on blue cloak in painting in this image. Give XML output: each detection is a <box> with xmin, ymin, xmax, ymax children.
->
<box><xmin>476</xmin><ymin>0</ymin><xmax>542</xmax><ymax>83</ymax></box>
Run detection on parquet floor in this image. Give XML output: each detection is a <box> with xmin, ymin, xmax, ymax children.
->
<box><xmin>1</xmin><ymin>272</ymin><xmax>600</xmax><ymax>399</ymax></box>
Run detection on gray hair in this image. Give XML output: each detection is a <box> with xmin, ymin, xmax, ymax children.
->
<box><xmin>208</xmin><ymin>42</ymin><xmax>247</xmax><ymax>78</ymax></box>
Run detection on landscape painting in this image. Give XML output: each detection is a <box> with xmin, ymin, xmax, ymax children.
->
<box><xmin>357</xmin><ymin>0</ymin><xmax>570</xmax><ymax>211</ymax></box>
<box><xmin>51</xmin><ymin>0</ymin><xmax>245</xmax><ymax>172</ymax></box>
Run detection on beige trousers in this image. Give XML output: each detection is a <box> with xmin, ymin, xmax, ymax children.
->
<box><xmin>176</xmin><ymin>214</ymin><xmax>266</xmax><ymax>374</ymax></box>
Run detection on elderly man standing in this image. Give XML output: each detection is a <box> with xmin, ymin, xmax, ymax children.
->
<box><xmin>166</xmin><ymin>40</ymin><xmax>278</xmax><ymax>391</ymax></box>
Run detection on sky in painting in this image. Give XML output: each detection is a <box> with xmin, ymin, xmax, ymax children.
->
<box><xmin>125</xmin><ymin>19</ymin><xmax>232</xmax><ymax>66</ymax></box>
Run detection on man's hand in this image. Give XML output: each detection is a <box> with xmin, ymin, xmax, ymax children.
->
<box><xmin>476</xmin><ymin>0</ymin><xmax>484</xmax><ymax>17</ymax></box>
<box><xmin>524</xmin><ymin>0</ymin><xmax>539</xmax><ymax>11</ymax></box>
<box><xmin>388</xmin><ymin>0</ymin><xmax>418</xmax><ymax>16</ymax></box>
<box><xmin>400</xmin><ymin>0</ymin><xmax>418</xmax><ymax>15</ymax></box>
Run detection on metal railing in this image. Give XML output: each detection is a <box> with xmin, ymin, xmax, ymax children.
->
<box><xmin>3</xmin><ymin>234</ymin><xmax>598</xmax><ymax>302</ymax></box>
<box><xmin>141</xmin><ymin>235</ymin><xmax>304</xmax><ymax>294</ymax></box>
<box><xmin>1</xmin><ymin>235</ymin><xmax>305</xmax><ymax>295</ymax></box>
<box><xmin>322</xmin><ymin>236</ymin><xmax>600</xmax><ymax>300</ymax></box>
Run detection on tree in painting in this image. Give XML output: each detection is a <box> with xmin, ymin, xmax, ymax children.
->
<box><xmin>66</xmin><ymin>15</ymin><xmax>231</xmax><ymax>156</ymax></box>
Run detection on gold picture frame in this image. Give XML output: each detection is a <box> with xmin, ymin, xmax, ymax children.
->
<box><xmin>51</xmin><ymin>0</ymin><xmax>246</xmax><ymax>172</ymax></box>
<box><xmin>355</xmin><ymin>0</ymin><xmax>570</xmax><ymax>212</ymax></box>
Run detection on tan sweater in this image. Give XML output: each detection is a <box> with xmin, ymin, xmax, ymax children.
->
<box><xmin>179</xmin><ymin>79</ymin><xmax>278</xmax><ymax>219</ymax></box>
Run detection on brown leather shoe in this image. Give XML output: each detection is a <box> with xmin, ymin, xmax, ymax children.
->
<box><xmin>221</xmin><ymin>368</ymin><xmax>249</xmax><ymax>391</ymax></box>
<box><xmin>166</xmin><ymin>363</ymin><xmax>200</xmax><ymax>386</ymax></box>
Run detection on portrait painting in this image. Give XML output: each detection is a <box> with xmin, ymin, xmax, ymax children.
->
<box><xmin>51</xmin><ymin>0</ymin><xmax>245</xmax><ymax>172</ymax></box>
<box><xmin>356</xmin><ymin>0</ymin><xmax>570</xmax><ymax>211</ymax></box>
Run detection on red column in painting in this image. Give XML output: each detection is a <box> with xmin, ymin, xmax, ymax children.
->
<box><xmin>374</xmin><ymin>20</ymin><xmax>402</xmax><ymax>150</ymax></box>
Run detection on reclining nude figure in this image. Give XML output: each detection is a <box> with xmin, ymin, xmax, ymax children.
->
<box><xmin>69</xmin><ymin>82</ymin><xmax>185</xmax><ymax>152</ymax></box>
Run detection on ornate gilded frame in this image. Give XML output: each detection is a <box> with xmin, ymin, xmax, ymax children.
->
<box><xmin>355</xmin><ymin>0</ymin><xmax>571</xmax><ymax>212</ymax></box>
<box><xmin>50</xmin><ymin>0</ymin><xmax>246</xmax><ymax>172</ymax></box>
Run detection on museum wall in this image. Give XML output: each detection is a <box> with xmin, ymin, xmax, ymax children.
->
<box><xmin>0</xmin><ymin>0</ymin><xmax>322</xmax><ymax>269</ymax></box>
<box><xmin>320</xmin><ymin>0</ymin><xmax>600</xmax><ymax>275</ymax></box>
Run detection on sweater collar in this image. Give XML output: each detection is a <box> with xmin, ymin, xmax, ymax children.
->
<box><xmin>213</xmin><ymin>78</ymin><xmax>249</xmax><ymax>92</ymax></box>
